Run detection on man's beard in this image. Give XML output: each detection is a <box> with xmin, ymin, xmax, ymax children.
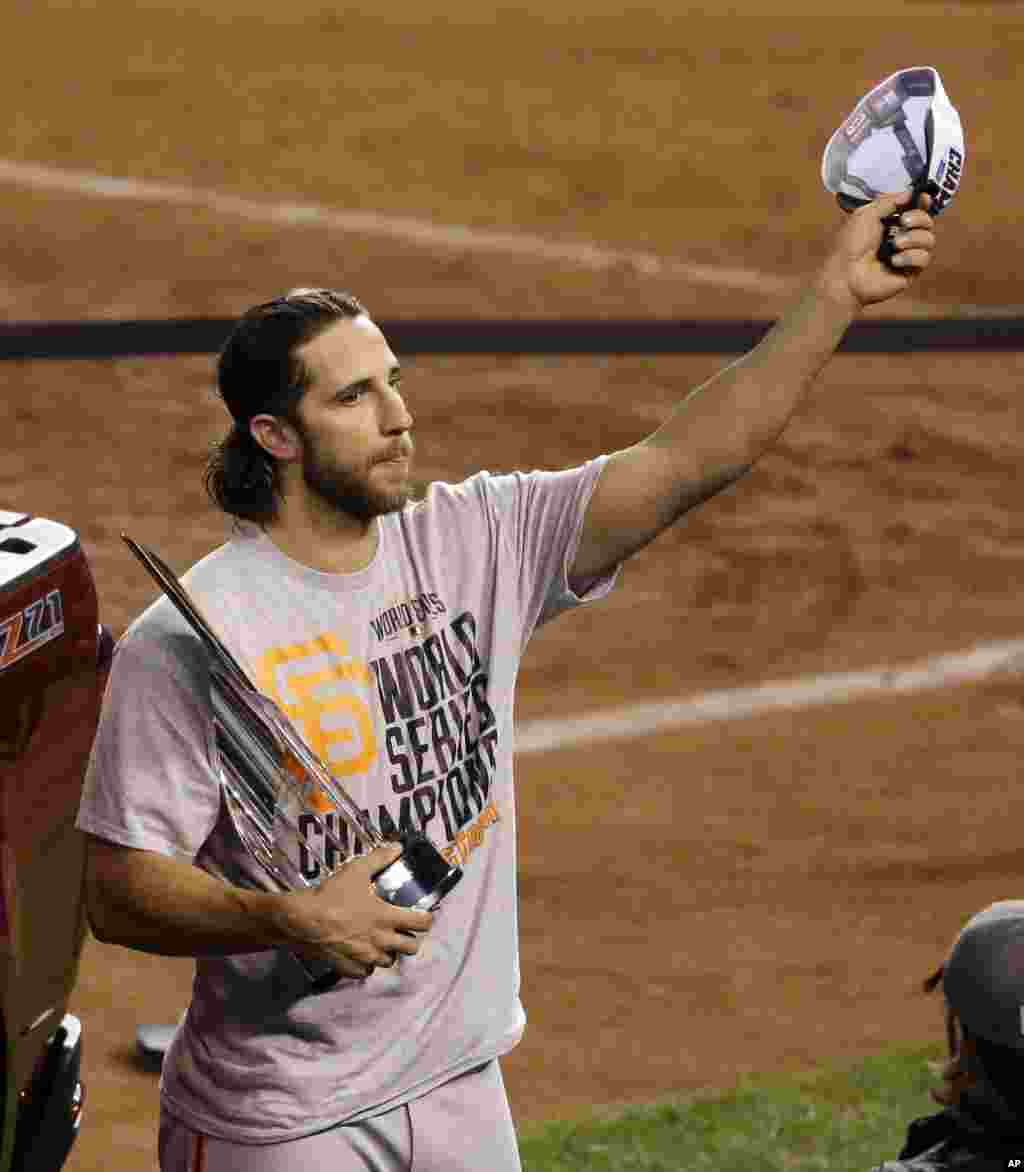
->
<box><xmin>299</xmin><ymin>431</ymin><xmax>414</xmax><ymax>522</ymax></box>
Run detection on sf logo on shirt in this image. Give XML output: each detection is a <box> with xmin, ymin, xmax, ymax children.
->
<box><xmin>254</xmin><ymin>632</ymin><xmax>378</xmax><ymax>794</ymax></box>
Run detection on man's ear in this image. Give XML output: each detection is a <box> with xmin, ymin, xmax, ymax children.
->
<box><xmin>249</xmin><ymin>414</ymin><xmax>301</xmax><ymax>461</ymax></box>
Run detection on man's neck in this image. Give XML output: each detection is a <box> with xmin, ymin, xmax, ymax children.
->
<box><xmin>260</xmin><ymin>510</ymin><xmax>380</xmax><ymax>575</ymax></box>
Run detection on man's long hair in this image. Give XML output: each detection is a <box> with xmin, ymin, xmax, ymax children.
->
<box><xmin>205</xmin><ymin>288</ymin><xmax>367</xmax><ymax>523</ymax></box>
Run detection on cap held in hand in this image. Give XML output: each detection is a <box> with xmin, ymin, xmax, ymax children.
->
<box><xmin>822</xmin><ymin>66</ymin><xmax>964</xmax><ymax>217</ymax></box>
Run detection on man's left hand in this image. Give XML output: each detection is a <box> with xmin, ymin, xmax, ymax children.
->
<box><xmin>818</xmin><ymin>190</ymin><xmax>937</xmax><ymax>312</ymax></box>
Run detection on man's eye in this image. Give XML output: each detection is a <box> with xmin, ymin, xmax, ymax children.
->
<box><xmin>337</xmin><ymin>387</ymin><xmax>366</xmax><ymax>404</ymax></box>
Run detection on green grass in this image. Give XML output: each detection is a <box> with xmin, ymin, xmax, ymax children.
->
<box><xmin>519</xmin><ymin>1045</ymin><xmax>945</xmax><ymax>1172</ymax></box>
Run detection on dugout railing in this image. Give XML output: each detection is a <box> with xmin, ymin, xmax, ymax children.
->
<box><xmin>1</xmin><ymin>317</ymin><xmax>1024</xmax><ymax>360</ymax></box>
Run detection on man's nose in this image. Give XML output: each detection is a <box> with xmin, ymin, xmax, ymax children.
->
<box><xmin>381</xmin><ymin>386</ymin><xmax>413</xmax><ymax>433</ymax></box>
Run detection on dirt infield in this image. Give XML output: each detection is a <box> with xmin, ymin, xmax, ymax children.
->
<box><xmin>1</xmin><ymin>2</ymin><xmax>1021</xmax><ymax>1167</ymax></box>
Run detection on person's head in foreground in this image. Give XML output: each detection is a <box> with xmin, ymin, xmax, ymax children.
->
<box><xmin>927</xmin><ymin>899</ymin><xmax>1024</xmax><ymax>1120</ymax></box>
<box><xmin>875</xmin><ymin>900</ymin><xmax>1024</xmax><ymax>1171</ymax></box>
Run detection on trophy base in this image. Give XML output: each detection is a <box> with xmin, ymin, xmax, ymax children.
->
<box><xmin>303</xmin><ymin>833</ymin><xmax>462</xmax><ymax>994</ymax></box>
<box><xmin>373</xmin><ymin>832</ymin><xmax>463</xmax><ymax>911</ymax></box>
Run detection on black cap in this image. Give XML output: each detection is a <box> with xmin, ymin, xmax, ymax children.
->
<box><xmin>943</xmin><ymin>901</ymin><xmax>1024</xmax><ymax>1052</ymax></box>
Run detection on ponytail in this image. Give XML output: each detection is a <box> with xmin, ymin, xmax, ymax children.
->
<box><xmin>204</xmin><ymin>421</ymin><xmax>281</xmax><ymax>524</ymax></box>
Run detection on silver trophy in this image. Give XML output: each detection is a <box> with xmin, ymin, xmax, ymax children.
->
<box><xmin>122</xmin><ymin>535</ymin><xmax>462</xmax><ymax>992</ymax></box>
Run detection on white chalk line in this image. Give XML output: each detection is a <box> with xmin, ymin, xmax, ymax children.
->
<box><xmin>4</xmin><ymin>158</ymin><xmax>1003</xmax><ymax>314</ymax></box>
<box><xmin>0</xmin><ymin>157</ymin><xmax>795</xmax><ymax>297</ymax></box>
<box><xmin>514</xmin><ymin>637</ymin><xmax>1024</xmax><ymax>755</ymax></box>
<box><xmin>0</xmin><ymin>157</ymin><xmax>999</xmax><ymax>315</ymax></box>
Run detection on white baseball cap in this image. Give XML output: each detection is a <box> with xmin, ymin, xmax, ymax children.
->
<box><xmin>822</xmin><ymin>67</ymin><xmax>964</xmax><ymax>216</ymax></box>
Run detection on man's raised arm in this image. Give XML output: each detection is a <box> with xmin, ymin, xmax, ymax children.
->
<box><xmin>569</xmin><ymin>190</ymin><xmax>936</xmax><ymax>594</ymax></box>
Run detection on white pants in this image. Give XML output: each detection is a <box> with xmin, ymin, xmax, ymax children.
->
<box><xmin>158</xmin><ymin>1060</ymin><xmax>522</xmax><ymax>1172</ymax></box>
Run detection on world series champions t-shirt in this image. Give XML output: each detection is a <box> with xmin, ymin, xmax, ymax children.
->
<box><xmin>77</xmin><ymin>458</ymin><xmax>620</xmax><ymax>1144</ymax></box>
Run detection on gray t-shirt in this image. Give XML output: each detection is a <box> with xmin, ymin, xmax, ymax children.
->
<box><xmin>77</xmin><ymin>459</ymin><xmax>618</xmax><ymax>1143</ymax></box>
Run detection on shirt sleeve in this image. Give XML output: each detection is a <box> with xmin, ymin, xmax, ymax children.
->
<box><xmin>76</xmin><ymin>617</ymin><xmax>222</xmax><ymax>862</ymax></box>
<box><xmin>478</xmin><ymin>455</ymin><xmax>622</xmax><ymax>645</ymax></box>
